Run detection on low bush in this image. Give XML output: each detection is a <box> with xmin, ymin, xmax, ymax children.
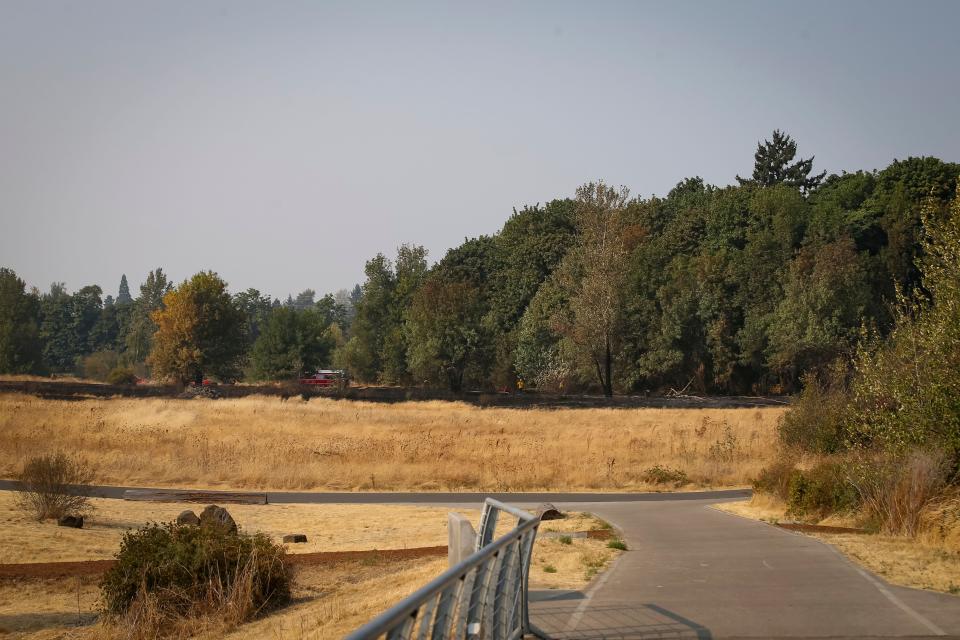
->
<box><xmin>16</xmin><ymin>453</ymin><xmax>93</xmax><ymax>521</ymax></box>
<box><xmin>786</xmin><ymin>459</ymin><xmax>860</xmax><ymax>519</ymax></box>
<box><xmin>753</xmin><ymin>459</ymin><xmax>798</xmax><ymax>502</ymax></box>
<box><xmin>100</xmin><ymin>521</ymin><xmax>291</xmax><ymax>637</ymax></box>
<box><xmin>558</xmin><ymin>535</ymin><xmax>573</xmax><ymax>545</ymax></box>
<box><xmin>80</xmin><ymin>349</ymin><xmax>120</xmax><ymax>381</ymax></box>
<box><xmin>107</xmin><ymin>367</ymin><xmax>138</xmax><ymax>385</ymax></box>
<box><xmin>641</xmin><ymin>464</ymin><xmax>689</xmax><ymax>487</ymax></box>
<box><xmin>778</xmin><ymin>360</ymin><xmax>852</xmax><ymax>454</ymax></box>
<box><xmin>607</xmin><ymin>539</ymin><xmax>627</xmax><ymax>551</ymax></box>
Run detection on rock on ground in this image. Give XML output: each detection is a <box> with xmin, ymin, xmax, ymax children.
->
<box><xmin>282</xmin><ymin>534</ymin><xmax>308</xmax><ymax>543</ymax></box>
<box><xmin>176</xmin><ymin>510</ymin><xmax>200</xmax><ymax>526</ymax></box>
<box><xmin>57</xmin><ymin>515</ymin><xmax>84</xmax><ymax>528</ymax></box>
<box><xmin>199</xmin><ymin>505</ymin><xmax>237</xmax><ymax>534</ymax></box>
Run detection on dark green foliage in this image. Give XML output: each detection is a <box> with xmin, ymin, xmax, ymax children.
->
<box><xmin>752</xmin><ymin>459</ymin><xmax>798</xmax><ymax>503</ymax></box>
<box><xmin>338</xmin><ymin>246</ymin><xmax>428</xmax><ymax>384</ymax></box>
<box><xmin>5</xmin><ymin>135</ymin><xmax>956</xmax><ymax>397</ymax></box>
<box><xmin>0</xmin><ymin>268</ymin><xmax>42</xmax><ymax>374</ymax></box>
<box><xmin>116</xmin><ymin>274</ymin><xmax>133</xmax><ymax>306</ymax></box>
<box><xmin>766</xmin><ymin>238</ymin><xmax>869</xmax><ymax>384</ymax></box>
<box><xmin>786</xmin><ymin>460</ymin><xmax>860</xmax><ymax>519</ymax></box>
<box><xmin>233</xmin><ymin>288</ymin><xmax>274</xmax><ymax>346</ymax></box>
<box><xmin>405</xmin><ymin>278</ymin><xmax>487</xmax><ymax>391</ymax></box>
<box><xmin>250</xmin><ymin>307</ymin><xmax>334</xmax><ymax>380</ymax></box>
<box><xmin>107</xmin><ymin>367</ymin><xmax>138</xmax><ymax>385</ymax></box>
<box><xmin>124</xmin><ymin>268</ymin><xmax>173</xmax><ymax>365</ymax></box>
<box><xmin>778</xmin><ymin>361</ymin><xmax>851</xmax><ymax>454</ymax></box>
<box><xmin>607</xmin><ymin>539</ymin><xmax>628</xmax><ymax>551</ymax></box>
<box><xmin>736</xmin><ymin>129</ymin><xmax>826</xmax><ymax>192</ymax></box>
<box><xmin>100</xmin><ymin>522</ymin><xmax>290</xmax><ymax>624</ymax></box>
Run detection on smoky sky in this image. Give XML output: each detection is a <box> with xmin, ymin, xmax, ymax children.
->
<box><xmin>1</xmin><ymin>0</ymin><xmax>958</xmax><ymax>300</ymax></box>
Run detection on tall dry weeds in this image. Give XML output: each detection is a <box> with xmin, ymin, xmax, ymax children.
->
<box><xmin>852</xmin><ymin>450</ymin><xmax>948</xmax><ymax>537</ymax></box>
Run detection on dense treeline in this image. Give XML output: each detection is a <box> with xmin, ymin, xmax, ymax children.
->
<box><xmin>752</xmin><ymin>185</ymin><xmax>960</xmax><ymax>535</ymax></box>
<box><xmin>1</xmin><ymin>131</ymin><xmax>957</xmax><ymax>395</ymax></box>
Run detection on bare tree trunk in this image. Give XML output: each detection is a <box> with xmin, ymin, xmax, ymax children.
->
<box><xmin>603</xmin><ymin>336</ymin><xmax>613</xmax><ymax>397</ymax></box>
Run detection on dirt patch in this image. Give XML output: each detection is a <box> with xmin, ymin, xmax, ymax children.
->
<box><xmin>776</xmin><ymin>522</ymin><xmax>868</xmax><ymax>534</ymax></box>
<box><xmin>0</xmin><ymin>546</ymin><xmax>447</xmax><ymax>581</ymax></box>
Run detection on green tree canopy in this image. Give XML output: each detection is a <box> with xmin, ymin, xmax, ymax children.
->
<box><xmin>250</xmin><ymin>307</ymin><xmax>334</xmax><ymax>380</ymax></box>
<box><xmin>0</xmin><ymin>268</ymin><xmax>42</xmax><ymax>374</ymax></box>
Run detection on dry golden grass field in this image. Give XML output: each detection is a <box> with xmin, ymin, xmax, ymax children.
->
<box><xmin>0</xmin><ymin>394</ymin><xmax>784</xmax><ymax>492</ymax></box>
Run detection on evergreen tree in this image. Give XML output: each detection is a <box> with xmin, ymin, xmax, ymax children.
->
<box><xmin>125</xmin><ymin>269</ymin><xmax>173</xmax><ymax>364</ymax></box>
<box><xmin>250</xmin><ymin>307</ymin><xmax>334</xmax><ymax>379</ymax></box>
<box><xmin>737</xmin><ymin>129</ymin><xmax>826</xmax><ymax>192</ymax></box>
<box><xmin>0</xmin><ymin>268</ymin><xmax>42</xmax><ymax>374</ymax></box>
<box><xmin>116</xmin><ymin>274</ymin><xmax>133</xmax><ymax>305</ymax></box>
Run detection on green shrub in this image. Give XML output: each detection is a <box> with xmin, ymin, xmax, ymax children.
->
<box><xmin>107</xmin><ymin>367</ymin><xmax>138</xmax><ymax>385</ymax></box>
<box><xmin>786</xmin><ymin>460</ymin><xmax>859</xmax><ymax>519</ymax></box>
<box><xmin>558</xmin><ymin>535</ymin><xmax>573</xmax><ymax>545</ymax></box>
<box><xmin>606</xmin><ymin>539</ymin><xmax>627</xmax><ymax>551</ymax></box>
<box><xmin>16</xmin><ymin>453</ymin><xmax>94</xmax><ymax>521</ymax></box>
<box><xmin>778</xmin><ymin>360</ymin><xmax>852</xmax><ymax>454</ymax></box>
<box><xmin>543</xmin><ymin>564</ymin><xmax>557</xmax><ymax>573</ymax></box>
<box><xmin>753</xmin><ymin>459</ymin><xmax>798</xmax><ymax>502</ymax></box>
<box><xmin>642</xmin><ymin>464</ymin><xmax>689</xmax><ymax>487</ymax></box>
<box><xmin>100</xmin><ymin>522</ymin><xmax>290</xmax><ymax>636</ymax></box>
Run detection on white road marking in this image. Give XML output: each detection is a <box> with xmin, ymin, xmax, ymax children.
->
<box><xmin>821</xmin><ymin>544</ymin><xmax>947</xmax><ymax>637</ymax></box>
<box><xmin>563</xmin><ymin>554</ymin><xmax>624</xmax><ymax>633</ymax></box>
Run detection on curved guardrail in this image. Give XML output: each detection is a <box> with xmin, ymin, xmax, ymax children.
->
<box><xmin>344</xmin><ymin>498</ymin><xmax>548</xmax><ymax>640</ymax></box>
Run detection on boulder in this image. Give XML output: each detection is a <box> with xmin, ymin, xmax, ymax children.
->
<box><xmin>282</xmin><ymin>534</ymin><xmax>308</xmax><ymax>544</ymax></box>
<box><xmin>535</xmin><ymin>503</ymin><xmax>564</xmax><ymax>521</ymax></box>
<box><xmin>199</xmin><ymin>505</ymin><xmax>237</xmax><ymax>534</ymax></box>
<box><xmin>57</xmin><ymin>515</ymin><xmax>84</xmax><ymax>528</ymax></box>
<box><xmin>176</xmin><ymin>510</ymin><xmax>200</xmax><ymax>526</ymax></box>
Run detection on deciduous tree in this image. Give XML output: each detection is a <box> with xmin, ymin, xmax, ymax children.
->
<box><xmin>148</xmin><ymin>272</ymin><xmax>245</xmax><ymax>384</ymax></box>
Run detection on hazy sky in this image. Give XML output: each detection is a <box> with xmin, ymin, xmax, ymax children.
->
<box><xmin>2</xmin><ymin>1</ymin><xmax>959</xmax><ymax>300</ymax></box>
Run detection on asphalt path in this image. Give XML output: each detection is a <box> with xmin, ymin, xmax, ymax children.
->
<box><xmin>0</xmin><ymin>479</ymin><xmax>749</xmax><ymax>504</ymax></box>
<box><xmin>531</xmin><ymin>497</ymin><xmax>960</xmax><ymax>639</ymax></box>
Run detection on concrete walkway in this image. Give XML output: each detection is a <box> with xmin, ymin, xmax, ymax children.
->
<box><xmin>531</xmin><ymin>497</ymin><xmax>960</xmax><ymax>639</ymax></box>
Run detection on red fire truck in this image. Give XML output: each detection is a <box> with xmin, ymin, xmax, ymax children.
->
<box><xmin>299</xmin><ymin>369</ymin><xmax>348</xmax><ymax>388</ymax></box>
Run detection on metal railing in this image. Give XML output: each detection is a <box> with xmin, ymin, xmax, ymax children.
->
<box><xmin>344</xmin><ymin>498</ymin><xmax>548</xmax><ymax>640</ymax></box>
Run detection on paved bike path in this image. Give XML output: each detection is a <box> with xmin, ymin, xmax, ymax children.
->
<box><xmin>0</xmin><ymin>479</ymin><xmax>748</xmax><ymax>504</ymax></box>
<box><xmin>531</xmin><ymin>497</ymin><xmax>960</xmax><ymax>639</ymax></box>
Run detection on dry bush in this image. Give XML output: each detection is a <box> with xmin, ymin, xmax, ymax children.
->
<box><xmin>852</xmin><ymin>450</ymin><xmax>948</xmax><ymax>536</ymax></box>
<box><xmin>100</xmin><ymin>522</ymin><xmax>291</xmax><ymax>639</ymax></box>
<box><xmin>919</xmin><ymin>490</ymin><xmax>960</xmax><ymax>552</ymax></box>
<box><xmin>16</xmin><ymin>452</ymin><xmax>94</xmax><ymax>521</ymax></box>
